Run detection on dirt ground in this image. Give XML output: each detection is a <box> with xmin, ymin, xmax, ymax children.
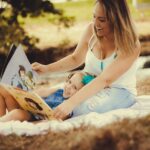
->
<box><xmin>0</xmin><ymin>112</ymin><xmax>150</xmax><ymax>150</ymax></box>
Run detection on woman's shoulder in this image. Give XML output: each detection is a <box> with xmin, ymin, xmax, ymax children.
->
<box><xmin>85</xmin><ymin>22</ymin><xmax>94</xmax><ymax>34</ymax></box>
<box><xmin>83</xmin><ymin>22</ymin><xmax>94</xmax><ymax>43</ymax></box>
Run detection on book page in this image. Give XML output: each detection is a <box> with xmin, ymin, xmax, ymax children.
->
<box><xmin>2</xmin><ymin>84</ymin><xmax>55</xmax><ymax>120</ymax></box>
<box><xmin>1</xmin><ymin>45</ymin><xmax>37</xmax><ymax>91</ymax></box>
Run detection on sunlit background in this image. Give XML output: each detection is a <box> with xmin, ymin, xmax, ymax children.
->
<box><xmin>0</xmin><ymin>0</ymin><xmax>150</xmax><ymax>94</ymax></box>
<box><xmin>20</xmin><ymin>0</ymin><xmax>150</xmax><ymax>49</ymax></box>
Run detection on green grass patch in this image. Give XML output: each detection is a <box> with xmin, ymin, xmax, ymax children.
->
<box><xmin>138</xmin><ymin>0</ymin><xmax>150</xmax><ymax>3</ymax></box>
<box><xmin>19</xmin><ymin>0</ymin><xmax>94</xmax><ymax>25</ymax></box>
<box><xmin>19</xmin><ymin>0</ymin><xmax>150</xmax><ymax>26</ymax></box>
<box><xmin>16</xmin><ymin>0</ymin><xmax>150</xmax><ymax>48</ymax></box>
<box><xmin>54</xmin><ymin>0</ymin><xmax>94</xmax><ymax>22</ymax></box>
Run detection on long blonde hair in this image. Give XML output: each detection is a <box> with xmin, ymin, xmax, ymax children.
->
<box><xmin>96</xmin><ymin>0</ymin><xmax>138</xmax><ymax>54</ymax></box>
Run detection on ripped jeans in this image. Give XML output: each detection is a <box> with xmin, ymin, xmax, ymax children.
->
<box><xmin>72</xmin><ymin>87</ymin><xmax>136</xmax><ymax>117</ymax></box>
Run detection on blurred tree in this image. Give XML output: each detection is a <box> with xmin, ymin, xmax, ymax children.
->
<box><xmin>0</xmin><ymin>0</ymin><xmax>75</xmax><ymax>53</ymax></box>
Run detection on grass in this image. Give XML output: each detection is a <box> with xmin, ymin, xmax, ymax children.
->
<box><xmin>54</xmin><ymin>0</ymin><xmax>94</xmax><ymax>22</ymax></box>
<box><xmin>19</xmin><ymin>0</ymin><xmax>93</xmax><ymax>25</ymax></box>
<box><xmin>55</xmin><ymin>0</ymin><xmax>150</xmax><ymax>21</ymax></box>
<box><xmin>127</xmin><ymin>0</ymin><xmax>150</xmax><ymax>20</ymax></box>
<box><xmin>138</xmin><ymin>0</ymin><xmax>150</xmax><ymax>3</ymax></box>
<box><xmin>19</xmin><ymin>0</ymin><xmax>150</xmax><ymax>25</ymax></box>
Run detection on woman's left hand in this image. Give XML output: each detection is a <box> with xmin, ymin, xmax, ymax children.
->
<box><xmin>53</xmin><ymin>100</ymin><xmax>75</xmax><ymax>120</ymax></box>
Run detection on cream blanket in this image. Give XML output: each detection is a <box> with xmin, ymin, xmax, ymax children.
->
<box><xmin>0</xmin><ymin>95</ymin><xmax>150</xmax><ymax>136</ymax></box>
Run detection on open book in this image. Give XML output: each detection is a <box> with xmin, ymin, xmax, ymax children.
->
<box><xmin>0</xmin><ymin>44</ymin><xmax>37</xmax><ymax>91</ymax></box>
<box><xmin>0</xmin><ymin>44</ymin><xmax>55</xmax><ymax>120</ymax></box>
<box><xmin>1</xmin><ymin>84</ymin><xmax>55</xmax><ymax>120</ymax></box>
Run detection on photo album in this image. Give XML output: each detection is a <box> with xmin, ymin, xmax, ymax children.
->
<box><xmin>0</xmin><ymin>44</ymin><xmax>55</xmax><ymax>120</ymax></box>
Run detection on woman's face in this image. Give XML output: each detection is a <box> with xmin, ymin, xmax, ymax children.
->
<box><xmin>93</xmin><ymin>3</ymin><xmax>112</xmax><ymax>38</ymax></box>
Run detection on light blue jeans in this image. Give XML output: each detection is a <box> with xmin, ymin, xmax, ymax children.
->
<box><xmin>72</xmin><ymin>87</ymin><xmax>136</xmax><ymax>117</ymax></box>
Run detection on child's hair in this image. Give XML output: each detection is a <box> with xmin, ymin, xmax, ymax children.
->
<box><xmin>66</xmin><ymin>71</ymin><xmax>96</xmax><ymax>85</ymax></box>
<box><xmin>66</xmin><ymin>72</ymin><xmax>82</xmax><ymax>81</ymax></box>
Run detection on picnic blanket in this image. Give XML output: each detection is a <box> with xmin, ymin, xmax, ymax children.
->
<box><xmin>0</xmin><ymin>95</ymin><xmax>150</xmax><ymax>136</ymax></box>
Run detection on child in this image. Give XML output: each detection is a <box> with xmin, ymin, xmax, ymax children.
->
<box><xmin>0</xmin><ymin>72</ymin><xmax>95</xmax><ymax>121</ymax></box>
<box><xmin>35</xmin><ymin>72</ymin><xmax>85</xmax><ymax>110</ymax></box>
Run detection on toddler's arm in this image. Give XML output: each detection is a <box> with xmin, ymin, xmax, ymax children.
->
<box><xmin>34</xmin><ymin>87</ymin><xmax>58</xmax><ymax>97</ymax></box>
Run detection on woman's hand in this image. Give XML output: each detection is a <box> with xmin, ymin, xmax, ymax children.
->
<box><xmin>53</xmin><ymin>100</ymin><xmax>76</xmax><ymax>120</ymax></box>
<box><xmin>32</xmin><ymin>62</ymin><xmax>48</xmax><ymax>74</ymax></box>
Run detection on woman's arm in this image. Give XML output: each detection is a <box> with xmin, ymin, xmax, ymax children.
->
<box><xmin>53</xmin><ymin>42</ymin><xmax>141</xmax><ymax>119</ymax></box>
<box><xmin>71</xmin><ymin>45</ymin><xmax>140</xmax><ymax>105</ymax></box>
<box><xmin>32</xmin><ymin>23</ymin><xmax>93</xmax><ymax>74</ymax></box>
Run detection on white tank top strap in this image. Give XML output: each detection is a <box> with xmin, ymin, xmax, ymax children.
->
<box><xmin>88</xmin><ymin>34</ymin><xmax>96</xmax><ymax>50</ymax></box>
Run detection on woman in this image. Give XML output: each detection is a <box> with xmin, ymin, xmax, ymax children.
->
<box><xmin>0</xmin><ymin>0</ymin><xmax>140</xmax><ymax>121</ymax></box>
<box><xmin>32</xmin><ymin>0</ymin><xmax>140</xmax><ymax>120</ymax></box>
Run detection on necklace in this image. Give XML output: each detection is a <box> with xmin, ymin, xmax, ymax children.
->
<box><xmin>100</xmin><ymin>49</ymin><xmax>104</xmax><ymax>71</ymax></box>
<box><xmin>100</xmin><ymin>61</ymin><xmax>104</xmax><ymax>71</ymax></box>
<box><xmin>100</xmin><ymin>51</ymin><xmax>117</xmax><ymax>71</ymax></box>
<box><xmin>97</xmin><ymin>39</ymin><xmax>117</xmax><ymax>71</ymax></box>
